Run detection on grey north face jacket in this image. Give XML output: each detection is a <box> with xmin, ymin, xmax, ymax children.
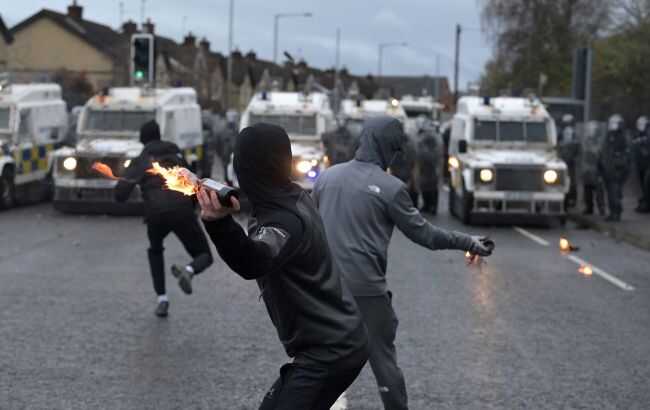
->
<box><xmin>312</xmin><ymin>117</ymin><xmax>475</xmax><ymax>297</ymax></box>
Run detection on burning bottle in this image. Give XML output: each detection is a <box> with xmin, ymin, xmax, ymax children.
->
<box><xmin>147</xmin><ymin>162</ymin><xmax>239</xmax><ymax>207</ymax></box>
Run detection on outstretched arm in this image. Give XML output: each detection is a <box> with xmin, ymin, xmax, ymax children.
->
<box><xmin>388</xmin><ymin>186</ymin><xmax>492</xmax><ymax>255</ymax></box>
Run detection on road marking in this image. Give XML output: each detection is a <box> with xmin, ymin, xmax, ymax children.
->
<box><xmin>513</xmin><ymin>226</ymin><xmax>635</xmax><ymax>291</ymax></box>
<box><xmin>330</xmin><ymin>392</ymin><xmax>348</xmax><ymax>410</ymax></box>
<box><xmin>565</xmin><ymin>254</ymin><xmax>635</xmax><ymax>291</ymax></box>
<box><xmin>513</xmin><ymin>226</ymin><xmax>550</xmax><ymax>247</ymax></box>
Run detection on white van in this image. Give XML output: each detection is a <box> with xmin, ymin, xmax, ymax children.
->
<box><xmin>448</xmin><ymin>96</ymin><xmax>569</xmax><ymax>224</ymax></box>
<box><xmin>52</xmin><ymin>87</ymin><xmax>208</xmax><ymax>213</ymax></box>
<box><xmin>0</xmin><ymin>83</ymin><xmax>68</xmax><ymax>209</ymax></box>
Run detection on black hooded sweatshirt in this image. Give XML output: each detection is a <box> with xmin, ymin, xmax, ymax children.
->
<box><xmin>115</xmin><ymin>120</ymin><xmax>194</xmax><ymax>217</ymax></box>
<box><xmin>203</xmin><ymin>123</ymin><xmax>367</xmax><ymax>363</ymax></box>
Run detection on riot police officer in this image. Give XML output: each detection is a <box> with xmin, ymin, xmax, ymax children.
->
<box><xmin>391</xmin><ymin>133</ymin><xmax>418</xmax><ymax>206</ymax></box>
<box><xmin>632</xmin><ymin>116</ymin><xmax>650</xmax><ymax>213</ymax></box>
<box><xmin>322</xmin><ymin>119</ymin><xmax>361</xmax><ymax>166</ymax></box>
<box><xmin>558</xmin><ymin>114</ymin><xmax>579</xmax><ymax>208</ymax></box>
<box><xmin>415</xmin><ymin>117</ymin><xmax>440</xmax><ymax>214</ymax></box>
<box><xmin>599</xmin><ymin>114</ymin><xmax>631</xmax><ymax>222</ymax></box>
<box><xmin>581</xmin><ymin>121</ymin><xmax>606</xmax><ymax>216</ymax></box>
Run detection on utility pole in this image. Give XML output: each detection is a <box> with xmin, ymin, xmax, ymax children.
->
<box><xmin>583</xmin><ymin>47</ymin><xmax>593</xmax><ymax>124</ymax></box>
<box><xmin>454</xmin><ymin>23</ymin><xmax>461</xmax><ymax>104</ymax></box>
<box><xmin>334</xmin><ymin>28</ymin><xmax>341</xmax><ymax>114</ymax></box>
<box><xmin>377</xmin><ymin>42</ymin><xmax>407</xmax><ymax>88</ymax></box>
<box><xmin>226</xmin><ymin>0</ymin><xmax>234</xmax><ymax>111</ymax></box>
<box><xmin>118</xmin><ymin>1</ymin><xmax>124</xmax><ymax>28</ymax></box>
<box><xmin>140</xmin><ymin>0</ymin><xmax>146</xmax><ymax>25</ymax></box>
<box><xmin>435</xmin><ymin>53</ymin><xmax>441</xmax><ymax>99</ymax></box>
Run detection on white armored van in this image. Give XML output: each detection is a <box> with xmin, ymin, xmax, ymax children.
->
<box><xmin>0</xmin><ymin>83</ymin><xmax>68</xmax><ymax>209</ymax></box>
<box><xmin>448</xmin><ymin>96</ymin><xmax>569</xmax><ymax>224</ymax></box>
<box><xmin>233</xmin><ymin>90</ymin><xmax>336</xmax><ymax>190</ymax></box>
<box><xmin>52</xmin><ymin>87</ymin><xmax>208</xmax><ymax>213</ymax></box>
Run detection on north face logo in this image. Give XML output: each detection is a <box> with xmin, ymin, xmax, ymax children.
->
<box><xmin>368</xmin><ymin>185</ymin><xmax>381</xmax><ymax>194</ymax></box>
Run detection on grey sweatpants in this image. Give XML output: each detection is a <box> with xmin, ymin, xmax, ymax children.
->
<box><xmin>355</xmin><ymin>293</ymin><xmax>409</xmax><ymax>410</ymax></box>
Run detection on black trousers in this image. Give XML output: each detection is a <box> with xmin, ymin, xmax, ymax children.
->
<box><xmin>420</xmin><ymin>189</ymin><xmax>438</xmax><ymax>214</ymax></box>
<box><xmin>603</xmin><ymin>177</ymin><xmax>624</xmax><ymax>216</ymax></box>
<box><xmin>355</xmin><ymin>294</ymin><xmax>409</xmax><ymax>410</ymax></box>
<box><xmin>259</xmin><ymin>346</ymin><xmax>368</xmax><ymax>410</ymax></box>
<box><xmin>146</xmin><ymin>210</ymin><xmax>213</xmax><ymax>296</ymax></box>
<box><xmin>584</xmin><ymin>182</ymin><xmax>605</xmax><ymax>214</ymax></box>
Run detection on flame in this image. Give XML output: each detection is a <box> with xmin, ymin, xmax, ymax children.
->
<box><xmin>91</xmin><ymin>162</ymin><xmax>119</xmax><ymax>180</ymax></box>
<box><xmin>579</xmin><ymin>265</ymin><xmax>593</xmax><ymax>276</ymax></box>
<box><xmin>559</xmin><ymin>237</ymin><xmax>571</xmax><ymax>252</ymax></box>
<box><xmin>147</xmin><ymin>162</ymin><xmax>197</xmax><ymax>196</ymax></box>
<box><xmin>465</xmin><ymin>251</ymin><xmax>472</xmax><ymax>258</ymax></box>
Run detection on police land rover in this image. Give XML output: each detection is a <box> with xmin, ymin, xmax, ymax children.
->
<box><xmin>0</xmin><ymin>83</ymin><xmax>68</xmax><ymax>209</ymax></box>
<box><xmin>52</xmin><ymin>87</ymin><xmax>208</xmax><ymax>213</ymax></box>
<box><xmin>448</xmin><ymin>96</ymin><xmax>569</xmax><ymax>224</ymax></box>
<box><xmin>231</xmin><ymin>87</ymin><xmax>336</xmax><ymax>190</ymax></box>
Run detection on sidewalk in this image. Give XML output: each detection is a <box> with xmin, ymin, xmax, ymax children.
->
<box><xmin>569</xmin><ymin>172</ymin><xmax>650</xmax><ymax>252</ymax></box>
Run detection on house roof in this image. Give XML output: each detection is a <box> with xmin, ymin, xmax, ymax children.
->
<box><xmin>0</xmin><ymin>14</ymin><xmax>13</xmax><ymax>44</ymax></box>
<box><xmin>11</xmin><ymin>9</ymin><xmax>126</xmax><ymax>59</ymax></box>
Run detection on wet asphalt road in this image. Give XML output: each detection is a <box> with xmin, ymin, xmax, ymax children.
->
<box><xmin>2</xmin><ymin>195</ymin><xmax>650</xmax><ymax>410</ymax></box>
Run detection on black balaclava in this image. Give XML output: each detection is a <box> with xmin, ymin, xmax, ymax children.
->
<box><xmin>233</xmin><ymin>123</ymin><xmax>299</xmax><ymax>213</ymax></box>
<box><xmin>355</xmin><ymin>116</ymin><xmax>407</xmax><ymax>170</ymax></box>
<box><xmin>140</xmin><ymin>120</ymin><xmax>161</xmax><ymax>145</ymax></box>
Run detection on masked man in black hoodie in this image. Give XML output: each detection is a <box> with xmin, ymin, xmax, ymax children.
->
<box><xmin>115</xmin><ymin>120</ymin><xmax>213</xmax><ymax>317</ymax></box>
<box><xmin>197</xmin><ymin>123</ymin><xmax>368</xmax><ymax>409</ymax></box>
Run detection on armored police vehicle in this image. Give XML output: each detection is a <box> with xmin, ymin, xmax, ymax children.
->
<box><xmin>400</xmin><ymin>95</ymin><xmax>443</xmax><ymax>135</ymax></box>
<box><xmin>0</xmin><ymin>83</ymin><xmax>68</xmax><ymax>209</ymax></box>
<box><xmin>232</xmin><ymin>89</ymin><xmax>336</xmax><ymax>190</ymax></box>
<box><xmin>52</xmin><ymin>87</ymin><xmax>208</xmax><ymax>212</ymax></box>
<box><xmin>448</xmin><ymin>96</ymin><xmax>569</xmax><ymax>224</ymax></box>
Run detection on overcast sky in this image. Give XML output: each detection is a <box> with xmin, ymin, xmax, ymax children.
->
<box><xmin>3</xmin><ymin>0</ymin><xmax>493</xmax><ymax>90</ymax></box>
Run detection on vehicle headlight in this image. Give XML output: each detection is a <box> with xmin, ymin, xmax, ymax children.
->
<box><xmin>479</xmin><ymin>168</ymin><xmax>494</xmax><ymax>183</ymax></box>
<box><xmin>124</xmin><ymin>159</ymin><xmax>132</xmax><ymax>168</ymax></box>
<box><xmin>296</xmin><ymin>160</ymin><xmax>312</xmax><ymax>174</ymax></box>
<box><xmin>63</xmin><ymin>157</ymin><xmax>77</xmax><ymax>171</ymax></box>
<box><xmin>448</xmin><ymin>156</ymin><xmax>460</xmax><ymax>169</ymax></box>
<box><xmin>544</xmin><ymin>169</ymin><xmax>559</xmax><ymax>184</ymax></box>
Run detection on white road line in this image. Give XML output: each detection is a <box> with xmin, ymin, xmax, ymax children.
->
<box><xmin>330</xmin><ymin>392</ymin><xmax>348</xmax><ymax>410</ymax></box>
<box><xmin>513</xmin><ymin>226</ymin><xmax>551</xmax><ymax>247</ymax></box>
<box><xmin>513</xmin><ymin>226</ymin><xmax>635</xmax><ymax>291</ymax></box>
<box><xmin>566</xmin><ymin>254</ymin><xmax>635</xmax><ymax>291</ymax></box>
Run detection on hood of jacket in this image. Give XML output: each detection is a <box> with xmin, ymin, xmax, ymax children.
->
<box><xmin>234</xmin><ymin>123</ymin><xmax>301</xmax><ymax>212</ymax></box>
<box><xmin>354</xmin><ymin>116</ymin><xmax>407</xmax><ymax>170</ymax></box>
<box><xmin>140</xmin><ymin>120</ymin><xmax>161</xmax><ymax>145</ymax></box>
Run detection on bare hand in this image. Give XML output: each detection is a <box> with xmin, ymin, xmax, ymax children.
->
<box><xmin>197</xmin><ymin>187</ymin><xmax>240</xmax><ymax>221</ymax></box>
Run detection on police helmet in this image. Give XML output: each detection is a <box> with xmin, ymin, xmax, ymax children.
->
<box><xmin>608</xmin><ymin>114</ymin><xmax>624</xmax><ymax>132</ymax></box>
<box><xmin>637</xmin><ymin>116</ymin><xmax>648</xmax><ymax>132</ymax></box>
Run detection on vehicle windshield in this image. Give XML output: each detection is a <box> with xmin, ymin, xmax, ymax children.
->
<box><xmin>83</xmin><ymin>109</ymin><xmax>156</xmax><ymax>134</ymax></box>
<box><xmin>474</xmin><ymin>119</ymin><xmax>549</xmax><ymax>143</ymax></box>
<box><xmin>249</xmin><ymin>113</ymin><xmax>317</xmax><ymax>136</ymax></box>
<box><xmin>404</xmin><ymin>108</ymin><xmax>431</xmax><ymax>118</ymax></box>
<box><xmin>0</xmin><ymin>107</ymin><xmax>10</xmax><ymax>130</ymax></box>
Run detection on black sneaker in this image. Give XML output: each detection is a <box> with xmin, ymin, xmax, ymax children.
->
<box><xmin>171</xmin><ymin>265</ymin><xmax>193</xmax><ymax>295</ymax></box>
<box><xmin>155</xmin><ymin>301</ymin><xmax>169</xmax><ymax>317</ymax></box>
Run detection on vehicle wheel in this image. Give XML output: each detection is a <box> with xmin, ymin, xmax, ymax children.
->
<box><xmin>448</xmin><ymin>182</ymin><xmax>457</xmax><ymax>217</ymax></box>
<box><xmin>0</xmin><ymin>170</ymin><xmax>16</xmax><ymax>210</ymax></box>
<box><xmin>42</xmin><ymin>172</ymin><xmax>54</xmax><ymax>201</ymax></box>
<box><xmin>460</xmin><ymin>181</ymin><xmax>473</xmax><ymax>225</ymax></box>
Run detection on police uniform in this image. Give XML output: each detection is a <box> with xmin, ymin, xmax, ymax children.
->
<box><xmin>558</xmin><ymin>115</ymin><xmax>579</xmax><ymax>208</ymax></box>
<box><xmin>632</xmin><ymin>116</ymin><xmax>650</xmax><ymax>212</ymax></box>
<box><xmin>580</xmin><ymin>122</ymin><xmax>606</xmax><ymax>215</ymax></box>
<box><xmin>599</xmin><ymin>115</ymin><xmax>631</xmax><ymax>222</ymax></box>
<box><xmin>415</xmin><ymin>125</ymin><xmax>440</xmax><ymax>214</ymax></box>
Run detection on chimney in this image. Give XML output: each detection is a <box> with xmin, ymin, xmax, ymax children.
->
<box><xmin>199</xmin><ymin>37</ymin><xmax>210</xmax><ymax>52</ymax></box>
<box><xmin>143</xmin><ymin>18</ymin><xmax>155</xmax><ymax>34</ymax></box>
<box><xmin>245</xmin><ymin>50</ymin><xmax>257</xmax><ymax>61</ymax></box>
<box><xmin>122</xmin><ymin>20</ymin><xmax>137</xmax><ymax>36</ymax></box>
<box><xmin>231</xmin><ymin>49</ymin><xmax>242</xmax><ymax>59</ymax></box>
<box><xmin>183</xmin><ymin>32</ymin><xmax>196</xmax><ymax>47</ymax></box>
<box><xmin>67</xmin><ymin>0</ymin><xmax>83</xmax><ymax>20</ymax></box>
<box><xmin>297</xmin><ymin>59</ymin><xmax>307</xmax><ymax>69</ymax></box>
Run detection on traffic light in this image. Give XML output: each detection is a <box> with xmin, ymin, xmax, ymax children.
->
<box><xmin>131</xmin><ymin>34</ymin><xmax>154</xmax><ymax>85</ymax></box>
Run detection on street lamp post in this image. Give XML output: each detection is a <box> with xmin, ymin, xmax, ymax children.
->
<box><xmin>273</xmin><ymin>12</ymin><xmax>312</xmax><ymax>64</ymax></box>
<box><xmin>377</xmin><ymin>42</ymin><xmax>407</xmax><ymax>86</ymax></box>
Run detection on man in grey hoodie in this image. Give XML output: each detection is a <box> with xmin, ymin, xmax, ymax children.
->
<box><xmin>312</xmin><ymin>117</ymin><xmax>494</xmax><ymax>410</ymax></box>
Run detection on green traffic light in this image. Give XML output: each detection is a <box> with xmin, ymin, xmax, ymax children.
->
<box><xmin>135</xmin><ymin>70</ymin><xmax>145</xmax><ymax>80</ymax></box>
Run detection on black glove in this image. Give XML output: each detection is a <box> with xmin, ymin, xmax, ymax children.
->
<box><xmin>468</xmin><ymin>236</ymin><xmax>494</xmax><ymax>257</ymax></box>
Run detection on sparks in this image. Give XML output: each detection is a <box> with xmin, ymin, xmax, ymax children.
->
<box><xmin>91</xmin><ymin>162</ymin><xmax>119</xmax><ymax>180</ymax></box>
<box><xmin>147</xmin><ymin>162</ymin><xmax>198</xmax><ymax>196</ymax></box>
